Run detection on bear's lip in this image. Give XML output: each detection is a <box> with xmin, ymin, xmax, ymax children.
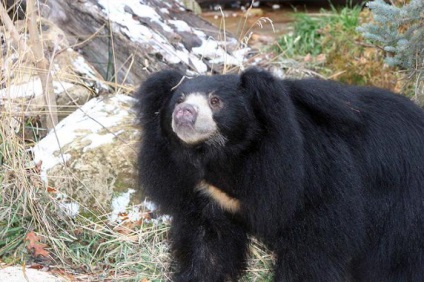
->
<box><xmin>172</xmin><ymin>123</ymin><xmax>196</xmax><ymax>138</ymax></box>
<box><xmin>174</xmin><ymin>122</ymin><xmax>195</xmax><ymax>131</ymax></box>
<box><xmin>173</xmin><ymin>116</ymin><xmax>195</xmax><ymax>127</ymax></box>
<box><xmin>172</xmin><ymin>124</ymin><xmax>217</xmax><ymax>145</ymax></box>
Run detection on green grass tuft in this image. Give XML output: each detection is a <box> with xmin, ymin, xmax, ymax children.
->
<box><xmin>276</xmin><ymin>5</ymin><xmax>362</xmax><ymax>58</ymax></box>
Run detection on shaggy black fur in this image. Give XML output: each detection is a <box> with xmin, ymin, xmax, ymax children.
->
<box><xmin>136</xmin><ymin>68</ymin><xmax>424</xmax><ymax>281</ymax></box>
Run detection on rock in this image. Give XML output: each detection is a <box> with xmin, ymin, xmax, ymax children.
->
<box><xmin>32</xmin><ymin>94</ymin><xmax>140</xmax><ymax>211</ymax></box>
<box><xmin>0</xmin><ymin>266</ymin><xmax>67</xmax><ymax>282</ymax></box>
<box><xmin>246</xmin><ymin>8</ymin><xmax>264</xmax><ymax>17</ymax></box>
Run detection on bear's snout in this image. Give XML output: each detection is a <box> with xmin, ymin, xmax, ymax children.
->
<box><xmin>170</xmin><ymin>93</ymin><xmax>219</xmax><ymax>144</ymax></box>
<box><xmin>174</xmin><ymin>103</ymin><xmax>198</xmax><ymax>125</ymax></box>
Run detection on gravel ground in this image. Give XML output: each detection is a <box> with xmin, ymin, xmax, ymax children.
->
<box><xmin>0</xmin><ymin>266</ymin><xmax>68</xmax><ymax>282</ymax></box>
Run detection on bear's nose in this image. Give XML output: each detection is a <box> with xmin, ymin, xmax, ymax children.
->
<box><xmin>174</xmin><ymin>103</ymin><xmax>198</xmax><ymax>125</ymax></box>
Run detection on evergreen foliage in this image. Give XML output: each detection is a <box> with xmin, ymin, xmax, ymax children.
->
<box><xmin>358</xmin><ymin>0</ymin><xmax>424</xmax><ymax>100</ymax></box>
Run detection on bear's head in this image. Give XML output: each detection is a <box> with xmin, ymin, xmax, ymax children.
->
<box><xmin>137</xmin><ymin>69</ymin><xmax>282</xmax><ymax>149</ymax></box>
<box><xmin>167</xmin><ymin>74</ymin><xmax>257</xmax><ymax>147</ymax></box>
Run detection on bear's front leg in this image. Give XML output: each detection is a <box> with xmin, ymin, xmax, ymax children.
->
<box><xmin>170</xmin><ymin>198</ymin><xmax>248</xmax><ymax>282</ymax></box>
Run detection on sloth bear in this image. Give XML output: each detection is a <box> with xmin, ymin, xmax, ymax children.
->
<box><xmin>136</xmin><ymin>68</ymin><xmax>424</xmax><ymax>282</ymax></box>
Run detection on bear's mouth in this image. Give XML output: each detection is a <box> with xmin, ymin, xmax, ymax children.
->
<box><xmin>172</xmin><ymin>122</ymin><xmax>216</xmax><ymax>145</ymax></box>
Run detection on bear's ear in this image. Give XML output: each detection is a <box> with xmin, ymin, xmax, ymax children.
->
<box><xmin>135</xmin><ymin>70</ymin><xmax>184</xmax><ymax>123</ymax></box>
<box><xmin>240</xmin><ymin>67</ymin><xmax>276</xmax><ymax>97</ymax></box>
<box><xmin>240</xmin><ymin>68</ymin><xmax>285</xmax><ymax>124</ymax></box>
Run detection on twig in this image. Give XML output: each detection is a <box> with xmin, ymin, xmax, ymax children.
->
<box><xmin>0</xmin><ymin>2</ymin><xmax>31</xmax><ymax>60</ymax></box>
<box><xmin>26</xmin><ymin>0</ymin><xmax>58</xmax><ymax>131</ymax></box>
<box><xmin>54</xmin><ymin>23</ymin><xmax>106</xmax><ymax>57</ymax></box>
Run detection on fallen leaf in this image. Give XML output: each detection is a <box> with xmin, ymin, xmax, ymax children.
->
<box><xmin>47</xmin><ymin>186</ymin><xmax>57</xmax><ymax>193</ymax></box>
<box><xmin>141</xmin><ymin>212</ymin><xmax>151</xmax><ymax>220</ymax></box>
<box><xmin>304</xmin><ymin>53</ymin><xmax>312</xmax><ymax>62</ymax></box>
<box><xmin>118</xmin><ymin>212</ymin><xmax>129</xmax><ymax>221</ymax></box>
<box><xmin>25</xmin><ymin>231</ymin><xmax>50</xmax><ymax>258</ymax></box>
<box><xmin>28</xmin><ymin>263</ymin><xmax>44</xmax><ymax>270</ymax></box>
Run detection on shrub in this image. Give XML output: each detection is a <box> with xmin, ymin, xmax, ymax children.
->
<box><xmin>275</xmin><ymin>5</ymin><xmax>401</xmax><ymax>90</ymax></box>
<box><xmin>357</xmin><ymin>0</ymin><xmax>424</xmax><ymax>104</ymax></box>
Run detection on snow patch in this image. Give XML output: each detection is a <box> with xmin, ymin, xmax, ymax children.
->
<box><xmin>0</xmin><ymin>78</ymin><xmax>75</xmax><ymax>99</ymax></box>
<box><xmin>82</xmin><ymin>133</ymin><xmax>116</xmax><ymax>152</ymax></box>
<box><xmin>159</xmin><ymin>8</ymin><xmax>169</xmax><ymax>14</ymax></box>
<box><xmin>143</xmin><ymin>200</ymin><xmax>157</xmax><ymax>212</ymax></box>
<box><xmin>108</xmin><ymin>197</ymin><xmax>172</xmax><ymax>225</ymax></box>
<box><xmin>109</xmin><ymin>194</ymin><xmax>147</xmax><ymax>223</ymax></box>
<box><xmin>109</xmin><ymin>189</ymin><xmax>136</xmax><ymax>223</ymax></box>
<box><xmin>192</xmin><ymin>39</ymin><xmax>243</xmax><ymax>67</ymax></box>
<box><xmin>168</xmin><ymin>19</ymin><xmax>191</xmax><ymax>32</ymax></box>
<box><xmin>58</xmin><ymin>202</ymin><xmax>80</xmax><ymax>218</ymax></box>
<box><xmin>71</xmin><ymin>53</ymin><xmax>109</xmax><ymax>90</ymax></box>
<box><xmin>97</xmin><ymin>0</ymin><xmax>172</xmax><ymax>38</ymax></box>
<box><xmin>190</xmin><ymin>56</ymin><xmax>208</xmax><ymax>73</ymax></box>
<box><xmin>56</xmin><ymin>192</ymin><xmax>80</xmax><ymax>218</ymax></box>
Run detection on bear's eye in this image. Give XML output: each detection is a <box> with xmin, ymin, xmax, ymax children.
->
<box><xmin>176</xmin><ymin>94</ymin><xmax>185</xmax><ymax>104</ymax></box>
<box><xmin>210</xmin><ymin>96</ymin><xmax>221</xmax><ymax>108</ymax></box>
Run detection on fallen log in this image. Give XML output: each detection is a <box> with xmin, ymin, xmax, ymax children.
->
<box><xmin>43</xmin><ymin>0</ymin><xmax>245</xmax><ymax>85</ymax></box>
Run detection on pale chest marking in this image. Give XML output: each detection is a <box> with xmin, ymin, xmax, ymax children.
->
<box><xmin>197</xmin><ymin>181</ymin><xmax>240</xmax><ymax>213</ymax></box>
